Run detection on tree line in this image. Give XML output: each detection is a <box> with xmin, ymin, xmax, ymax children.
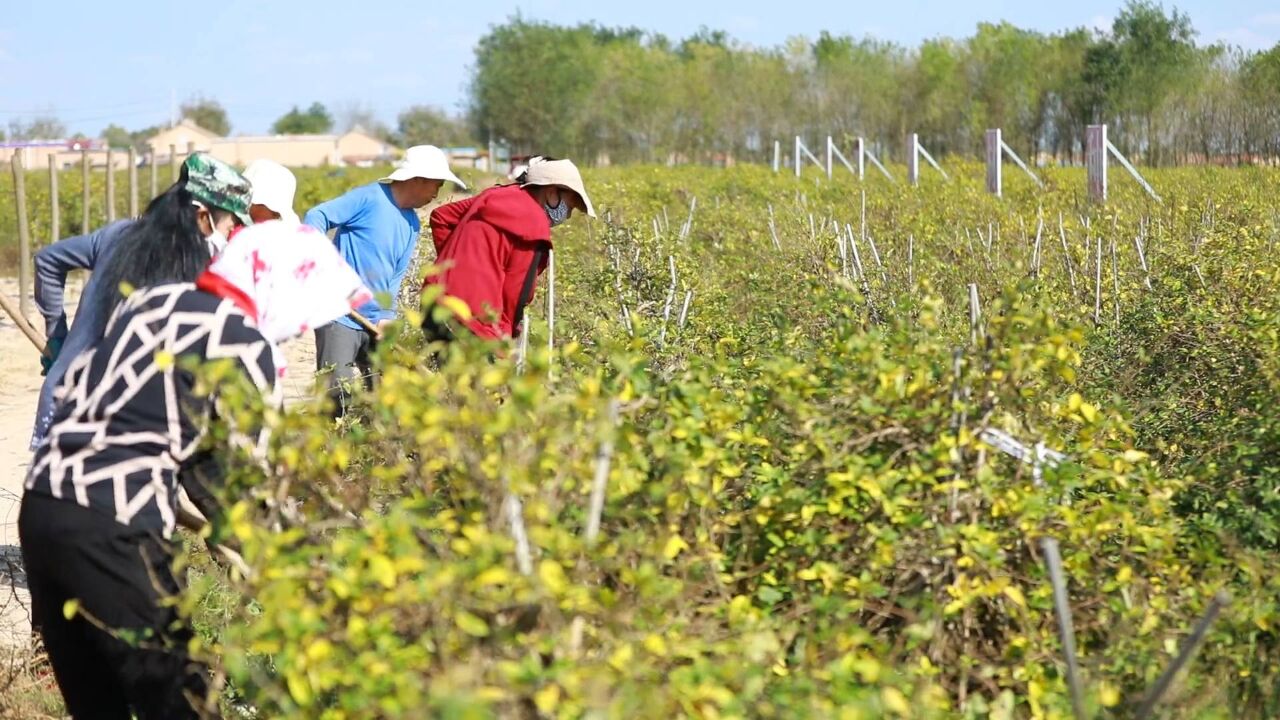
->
<box><xmin>2</xmin><ymin>100</ymin><xmax>474</xmax><ymax>155</ymax></box>
<box><xmin>468</xmin><ymin>2</ymin><xmax>1280</xmax><ymax>166</ymax></box>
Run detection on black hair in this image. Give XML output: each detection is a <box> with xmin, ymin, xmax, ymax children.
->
<box><xmin>89</xmin><ymin>164</ymin><xmax>217</xmax><ymax>326</ymax></box>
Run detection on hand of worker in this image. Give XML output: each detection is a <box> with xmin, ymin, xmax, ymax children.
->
<box><xmin>39</xmin><ymin>335</ymin><xmax>64</xmax><ymax>377</ymax></box>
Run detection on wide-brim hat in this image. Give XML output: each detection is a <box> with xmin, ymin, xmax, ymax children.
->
<box><xmin>243</xmin><ymin>159</ymin><xmax>300</xmax><ymax>225</ymax></box>
<box><xmin>184</xmin><ymin>152</ymin><xmax>253</xmax><ymax>225</ymax></box>
<box><xmin>380</xmin><ymin>145</ymin><xmax>466</xmax><ymax>189</ymax></box>
<box><xmin>523</xmin><ymin>157</ymin><xmax>595</xmax><ymax>218</ymax></box>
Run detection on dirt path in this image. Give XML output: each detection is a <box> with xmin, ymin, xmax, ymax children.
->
<box><xmin>0</xmin><ymin>276</ymin><xmax>319</xmax><ymax>648</ymax></box>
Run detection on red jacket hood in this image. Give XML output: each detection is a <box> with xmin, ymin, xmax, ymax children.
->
<box><xmin>432</xmin><ymin>184</ymin><xmax>550</xmax><ymax>254</ymax></box>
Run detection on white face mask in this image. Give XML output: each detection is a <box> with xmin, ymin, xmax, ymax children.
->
<box><xmin>206</xmin><ymin>229</ymin><xmax>229</xmax><ymax>257</ymax></box>
<box><xmin>194</xmin><ymin>200</ymin><xmax>230</xmax><ymax>256</ymax></box>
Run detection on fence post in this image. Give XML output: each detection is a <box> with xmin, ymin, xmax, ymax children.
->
<box><xmin>81</xmin><ymin>149</ymin><xmax>91</xmax><ymax>234</ymax></box>
<box><xmin>794</xmin><ymin>136</ymin><xmax>801</xmax><ymax>179</ymax></box>
<box><xmin>907</xmin><ymin>133</ymin><xmax>920</xmax><ymax>186</ymax></box>
<box><xmin>825</xmin><ymin>136</ymin><xmax>834</xmax><ymax>180</ymax></box>
<box><xmin>48</xmin><ymin>154</ymin><xmax>60</xmax><ymax>245</ymax></box>
<box><xmin>1086</xmin><ymin>124</ymin><xmax>1107</xmax><ymax>203</ymax></box>
<box><xmin>105</xmin><ymin>148</ymin><xmax>116</xmax><ymax>222</ymax></box>
<box><xmin>12</xmin><ymin>151</ymin><xmax>33</xmax><ymax>318</ymax></box>
<box><xmin>985</xmin><ymin>129</ymin><xmax>1002</xmax><ymax>197</ymax></box>
<box><xmin>856</xmin><ymin>137</ymin><xmax>865</xmax><ymax>180</ymax></box>
<box><xmin>170</xmin><ymin>144</ymin><xmax>179</xmax><ymax>181</ymax></box>
<box><xmin>128</xmin><ymin>147</ymin><xmax>138</xmax><ymax>217</ymax></box>
<box><xmin>772</xmin><ymin>140</ymin><xmax>780</xmax><ymax>173</ymax></box>
<box><xmin>149</xmin><ymin>152</ymin><xmax>158</xmax><ymax>197</ymax></box>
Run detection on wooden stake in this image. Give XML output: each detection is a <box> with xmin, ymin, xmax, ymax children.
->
<box><xmin>149</xmin><ymin>152</ymin><xmax>158</xmax><ymax>197</ymax></box>
<box><xmin>81</xmin><ymin>149</ymin><xmax>90</xmax><ymax>233</ymax></box>
<box><xmin>1093</xmin><ymin>236</ymin><xmax>1103</xmax><ymax>326</ymax></box>
<box><xmin>12</xmin><ymin>151</ymin><xmax>33</xmax><ymax>318</ymax></box>
<box><xmin>105</xmin><ymin>148</ymin><xmax>116</xmax><ymax>222</ymax></box>
<box><xmin>968</xmin><ymin>283</ymin><xmax>980</xmax><ymax>345</ymax></box>
<box><xmin>48</xmin><ymin>155</ymin><xmax>60</xmax><ymax>245</ymax></box>
<box><xmin>128</xmin><ymin>147</ymin><xmax>138</xmax><ymax>217</ymax></box>
<box><xmin>1111</xmin><ymin>237</ymin><xmax>1120</xmax><ymax>327</ymax></box>
<box><xmin>1057</xmin><ymin>213</ymin><xmax>1077</xmax><ymax>294</ymax></box>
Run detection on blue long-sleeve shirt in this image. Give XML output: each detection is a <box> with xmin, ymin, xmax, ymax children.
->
<box><xmin>30</xmin><ymin>219</ymin><xmax>135</xmax><ymax>449</ymax></box>
<box><xmin>303</xmin><ymin>182</ymin><xmax>420</xmax><ymax>331</ymax></box>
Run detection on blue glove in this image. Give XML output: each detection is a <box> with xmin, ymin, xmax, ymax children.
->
<box><xmin>40</xmin><ymin>335</ymin><xmax>64</xmax><ymax>377</ymax></box>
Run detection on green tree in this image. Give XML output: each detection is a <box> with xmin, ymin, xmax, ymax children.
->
<box><xmin>8</xmin><ymin>115</ymin><xmax>67</xmax><ymax>140</ymax></box>
<box><xmin>180</xmin><ymin>96</ymin><xmax>231</xmax><ymax>135</ymax></box>
<box><xmin>101</xmin><ymin>124</ymin><xmax>132</xmax><ymax>149</ymax></box>
<box><xmin>396</xmin><ymin>105</ymin><xmax>474</xmax><ymax>147</ymax></box>
<box><xmin>271</xmin><ymin>102</ymin><xmax>334</xmax><ymax>135</ymax></box>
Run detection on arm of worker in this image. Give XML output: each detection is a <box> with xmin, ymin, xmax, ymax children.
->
<box><xmin>303</xmin><ymin>188</ymin><xmax>368</xmax><ymax>240</ymax></box>
<box><xmin>498</xmin><ymin>240</ymin><xmax>551</xmax><ymax>338</ymax></box>
<box><xmin>428</xmin><ymin>195</ymin><xmax>478</xmax><ymax>248</ymax></box>
<box><xmin>34</xmin><ymin>223</ymin><xmax>116</xmax><ymax>342</ymax></box>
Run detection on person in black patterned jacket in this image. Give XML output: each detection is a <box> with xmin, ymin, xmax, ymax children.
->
<box><xmin>19</xmin><ymin>222</ymin><xmax>371</xmax><ymax>720</ymax></box>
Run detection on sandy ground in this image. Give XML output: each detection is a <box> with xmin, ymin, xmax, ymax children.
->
<box><xmin>0</xmin><ymin>275</ymin><xmax>319</xmax><ymax>648</ymax></box>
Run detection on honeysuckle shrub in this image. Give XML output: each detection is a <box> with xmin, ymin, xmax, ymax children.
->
<box><xmin>176</xmin><ymin>165</ymin><xmax>1280</xmax><ymax>718</ymax></box>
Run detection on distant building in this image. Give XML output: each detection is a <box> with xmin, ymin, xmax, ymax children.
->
<box><xmin>1</xmin><ymin>138</ymin><xmax>132</xmax><ymax>170</ymax></box>
<box><xmin>145</xmin><ymin>120</ymin><xmax>398</xmax><ymax>168</ymax></box>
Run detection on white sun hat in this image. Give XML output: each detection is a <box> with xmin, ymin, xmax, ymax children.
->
<box><xmin>243</xmin><ymin>159</ymin><xmax>300</xmax><ymax>225</ymax></box>
<box><xmin>523</xmin><ymin>157</ymin><xmax>595</xmax><ymax>217</ymax></box>
<box><xmin>380</xmin><ymin>144</ymin><xmax>466</xmax><ymax>189</ymax></box>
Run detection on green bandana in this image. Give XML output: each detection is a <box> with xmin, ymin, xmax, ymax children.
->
<box><xmin>184</xmin><ymin>152</ymin><xmax>253</xmax><ymax>225</ymax></box>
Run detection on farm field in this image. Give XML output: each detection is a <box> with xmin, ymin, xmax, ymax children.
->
<box><xmin>3</xmin><ymin>161</ymin><xmax>1280</xmax><ymax>718</ymax></box>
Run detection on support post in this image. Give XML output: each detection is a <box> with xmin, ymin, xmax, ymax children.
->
<box><xmin>986</xmin><ymin>129</ymin><xmax>1002</xmax><ymax>197</ymax></box>
<box><xmin>794</xmin><ymin>136</ymin><xmax>801</xmax><ymax>179</ymax></box>
<box><xmin>48</xmin><ymin>155</ymin><xmax>60</xmax><ymax>245</ymax></box>
<box><xmin>149</xmin><ymin>153</ymin><xmax>158</xmax><ymax>197</ymax></box>
<box><xmin>105</xmin><ymin>148</ymin><xmax>116</xmax><ymax>222</ymax></box>
<box><xmin>81</xmin><ymin>149</ymin><xmax>91</xmax><ymax>234</ymax></box>
<box><xmin>907</xmin><ymin>133</ymin><xmax>920</xmax><ymax>186</ymax></box>
<box><xmin>128</xmin><ymin>146</ymin><xmax>138</xmax><ymax>217</ymax></box>
<box><xmin>825</xmin><ymin>136</ymin><xmax>833</xmax><ymax>180</ymax></box>
<box><xmin>772</xmin><ymin>140</ymin><xmax>780</xmax><ymax>172</ymax></box>
<box><xmin>170</xmin><ymin>144</ymin><xmax>179</xmax><ymax>181</ymax></box>
<box><xmin>12</xmin><ymin>151</ymin><xmax>33</xmax><ymax>318</ymax></box>
<box><xmin>855</xmin><ymin>137</ymin><xmax>865</xmax><ymax>180</ymax></box>
<box><xmin>1086</xmin><ymin>124</ymin><xmax>1107</xmax><ymax>203</ymax></box>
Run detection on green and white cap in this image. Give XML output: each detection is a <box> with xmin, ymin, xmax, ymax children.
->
<box><xmin>184</xmin><ymin>152</ymin><xmax>253</xmax><ymax>225</ymax></box>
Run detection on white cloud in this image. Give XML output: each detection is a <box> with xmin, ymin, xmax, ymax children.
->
<box><xmin>1212</xmin><ymin>26</ymin><xmax>1277</xmax><ymax>50</ymax></box>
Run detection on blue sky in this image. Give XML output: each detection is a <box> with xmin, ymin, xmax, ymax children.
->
<box><xmin>1</xmin><ymin>0</ymin><xmax>1276</xmax><ymax>136</ymax></box>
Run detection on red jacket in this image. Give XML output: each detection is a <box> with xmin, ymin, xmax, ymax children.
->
<box><xmin>425</xmin><ymin>185</ymin><xmax>551</xmax><ymax>340</ymax></box>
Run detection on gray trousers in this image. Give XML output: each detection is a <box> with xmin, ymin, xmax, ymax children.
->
<box><xmin>315</xmin><ymin>322</ymin><xmax>374</xmax><ymax>416</ymax></box>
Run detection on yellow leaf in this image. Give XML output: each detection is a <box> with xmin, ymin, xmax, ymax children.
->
<box><xmin>538</xmin><ymin>560</ymin><xmax>568</xmax><ymax>594</ymax></box>
<box><xmin>1099</xmin><ymin>682</ymin><xmax>1121</xmax><ymax>707</ymax></box>
<box><xmin>287</xmin><ymin>670</ymin><xmax>313</xmax><ymax>706</ymax></box>
<box><xmin>455</xmin><ymin>610</ymin><xmax>490</xmax><ymax>637</ymax></box>
<box><xmin>438</xmin><ymin>295</ymin><xmax>473</xmax><ymax>321</ymax></box>
<box><xmin>305</xmin><ymin>639</ymin><xmax>333</xmax><ymax>663</ymax></box>
<box><xmin>881</xmin><ymin>687</ymin><xmax>910</xmax><ymax>716</ymax></box>
<box><xmin>1116</xmin><ymin>566</ymin><xmax>1133</xmax><ymax>584</ymax></box>
<box><xmin>154</xmin><ymin>350</ymin><xmax>175</xmax><ymax>370</ymax></box>
<box><xmin>474</xmin><ymin>567</ymin><xmax>511</xmax><ymax>586</ymax></box>
<box><xmin>368</xmin><ymin>554</ymin><xmax>396</xmax><ymax>589</ymax></box>
<box><xmin>1002</xmin><ymin>585</ymin><xmax>1027</xmax><ymax>608</ymax></box>
<box><xmin>1079</xmin><ymin>402</ymin><xmax>1099</xmax><ymax>423</ymax></box>
<box><xmin>534</xmin><ymin>684</ymin><xmax>561</xmax><ymax>713</ymax></box>
<box><xmin>62</xmin><ymin>599</ymin><xmax>79</xmax><ymax>620</ymax></box>
<box><xmin>663</xmin><ymin>534</ymin><xmax>689</xmax><ymax>560</ymax></box>
<box><xmin>643</xmin><ymin>634</ymin><xmax>668</xmax><ymax>656</ymax></box>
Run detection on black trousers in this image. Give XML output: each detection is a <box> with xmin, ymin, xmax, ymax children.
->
<box><xmin>314</xmin><ymin>321</ymin><xmax>375</xmax><ymax>417</ymax></box>
<box><xmin>19</xmin><ymin>491</ymin><xmax>216</xmax><ymax>720</ymax></box>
